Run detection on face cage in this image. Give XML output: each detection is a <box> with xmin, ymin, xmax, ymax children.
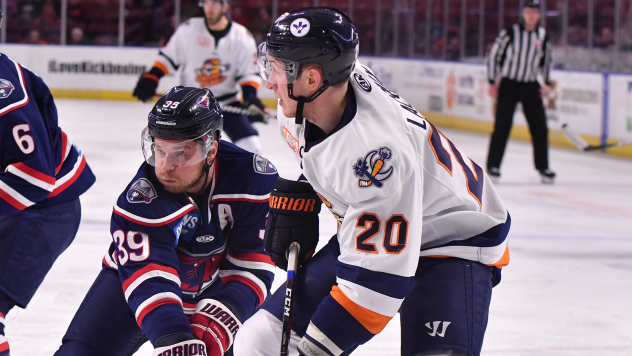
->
<box><xmin>257</xmin><ymin>42</ymin><xmax>300</xmax><ymax>85</ymax></box>
<box><xmin>141</xmin><ymin>127</ymin><xmax>216</xmax><ymax>168</ymax></box>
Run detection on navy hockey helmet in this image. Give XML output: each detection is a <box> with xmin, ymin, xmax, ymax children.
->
<box><xmin>257</xmin><ymin>7</ymin><xmax>359</xmax><ymax>123</ymax></box>
<box><xmin>142</xmin><ymin>86</ymin><xmax>223</xmax><ymax>168</ymax></box>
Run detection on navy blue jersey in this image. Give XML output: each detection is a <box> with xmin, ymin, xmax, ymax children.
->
<box><xmin>102</xmin><ymin>142</ymin><xmax>278</xmax><ymax>344</ymax></box>
<box><xmin>0</xmin><ymin>54</ymin><xmax>95</xmax><ymax>215</ymax></box>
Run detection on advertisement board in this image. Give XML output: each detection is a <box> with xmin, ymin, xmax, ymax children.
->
<box><xmin>607</xmin><ymin>74</ymin><xmax>632</xmax><ymax>141</ymax></box>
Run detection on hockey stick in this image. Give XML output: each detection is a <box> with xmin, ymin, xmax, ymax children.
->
<box><xmin>280</xmin><ymin>242</ymin><xmax>300</xmax><ymax>356</ymax></box>
<box><xmin>219</xmin><ymin>103</ymin><xmax>272</xmax><ymax>123</ymax></box>
<box><xmin>562</xmin><ymin>124</ymin><xmax>632</xmax><ymax>151</ymax></box>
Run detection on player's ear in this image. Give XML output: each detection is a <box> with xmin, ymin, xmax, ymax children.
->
<box><xmin>208</xmin><ymin>141</ymin><xmax>219</xmax><ymax>163</ymax></box>
<box><xmin>306</xmin><ymin>67</ymin><xmax>323</xmax><ymax>90</ymax></box>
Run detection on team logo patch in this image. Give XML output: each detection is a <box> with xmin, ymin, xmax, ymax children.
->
<box><xmin>290</xmin><ymin>18</ymin><xmax>310</xmax><ymax>37</ymax></box>
<box><xmin>352</xmin><ymin>147</ymin><xmax>394</xmax><ymax>188</ymax></box>
<box><xmin>354</xmin><ymin>73</ymin><xmax>372</xmax><ymax>92</ymax></box>
<box><xmin>127</xmin><ymin>178</ymin><xmax>158</xmax><ymax>203</ymax></box>
<box><xmin>0</xmin><ymin>79</ymin><xmax>15</xmax><ymax>99</ymax></box>
<box><xmin>197</xmin><ymin>96</ymin><xmax>210</xmax><ymax>109</ymax></box>
<box><xmin>195</xmin><ymin>59</ymin><xmax>229</xmax><ymax>87</ymax></box>
<box><xmin>253</xmin><ymin>154</ymin><xmax>278</xmax><ymax>174</ymax></box>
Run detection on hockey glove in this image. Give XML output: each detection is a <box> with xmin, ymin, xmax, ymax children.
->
<box><xmin>244</xmin><ymin>96</ymin><xmax>270</xmax><ymax>124</ymax></box>
<box><xmin>133</xmin><ymin>73</ymin><xmax>159</xmax><ymax>102</ymax></box>
<box><xmin>264</xmin><ymin>178</ymin><xmax>322</xmax><ymax>270</ymax></box>
<box><xmin>189</xmin><ymin>299</ymin><xmax>242</xmax><ymax>356</ymax></box>
<box><xmin>152</xmin><ymin>335</ymin><xmax>206</xmax><ymax>356</ymax></box>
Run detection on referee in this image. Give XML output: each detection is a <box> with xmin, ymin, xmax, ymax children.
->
<box><xmin>486</xmin><ymin>0</ymin><xmax>555</xmax><ymax>183</ymax></box>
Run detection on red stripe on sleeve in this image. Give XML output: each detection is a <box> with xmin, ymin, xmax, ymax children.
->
<box><xmin>220</xmin><ymin>275</ymin><xmax>265</xmax><ymax>306</ymax></box>
<box><xmin>55</xmin><ymin>131</ymin><xmax>68</xmax><ymax>174</ymax></box>
<box><xmin>0</xmin><ymin>189</ymin><xmax>28</xmax><ymax>210</ymax></box>
<box><xmin>12</xmin><ymin>162</ymin><xmax>56</xmax><ymax>185</ymax></box>
<box><xmin>136</xmin><ymin>298</ymin><xmax>182</xmax><ymax>326</ymax></box>
<box><xmin>122</xmin><ymin>263</ymin><xmax>180</xmax><ymax>293</ymax></box>
<box><xmin>47</xmin><ymin>155</ymin><xmax>86</xmax><ymax>198</ymax></box>
<box><xmin>228</xmin><ymin>251</ymin><xmax>274</xmax><ymax>265</ymax></box>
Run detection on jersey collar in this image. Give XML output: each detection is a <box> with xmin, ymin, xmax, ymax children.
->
<box><xmin>304</xmin><ymin>85</ymin><xmax>357</xmax><ymax>153</ymax></box>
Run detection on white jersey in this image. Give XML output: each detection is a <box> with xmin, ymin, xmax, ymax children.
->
<box><xmin>155</xmin><ymin>18</ymin><xmax>260</xmax><ymax>103</ymax></box>
<box><xmin>276</xmin><ymin>62</ymin><xmax>510</xmax><ymax>347</ymax></box>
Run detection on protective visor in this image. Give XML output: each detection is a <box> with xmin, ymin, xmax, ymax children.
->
<box><xmin>257</xmin><ymin>42</ymin><xmax>300</xmax><ymax>85</ymax></box>
<box><xmin>141</xmin><ymin>127</ymin><xmax>215</xmax><ymax>168</ymax></box>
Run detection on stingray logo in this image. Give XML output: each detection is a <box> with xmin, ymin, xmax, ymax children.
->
<box><xmin>197</xmin><ymin>96</ymin><xmax>210</xmax><ymax>109</ymax></box>
<box><xmin>253</xmin><ymin>154</ymin><xmax>278</xmax><ymax>175</ymax></box>
<box><xmin>195</xmin><ymin>58</ymin><xmax>229</xmax><ymax>87</ymax></box>
<box><xmin>353</xmin><ymin>147</ymin><xmax>394</xmax><ymax>188</ymax></box>
<box><xmin>0</xmin><ymin>79</ymin><xmax>15</xmax><ymax>99</ymax></box>
<box><xmin>127</xmin><ymin>178</ymin><xmax>157</xmax><ymax>203</ymax></box>
<box><xmin>290</xmin><ymin>18</ymin><xmax>310</xmax><ymax>37</ymax></box>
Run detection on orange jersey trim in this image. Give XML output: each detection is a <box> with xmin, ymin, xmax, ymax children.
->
<box><xmin>490</xmin><ymin>246</ymin><xmax>510</xmax><ymax>267</ymax></box>
<box><xmin>330</xmin><ymin>286</ymin><xmax>391</xmax><ymax>334</ymax></box>
<box><xmin>153</xmin><ymin>61</ymin><xmax>170</xmax><ymax>75</ymax></box>
<box><xmin>240</xmin><ymin>81</ymin><xmax>260</xmax><ymax>90</ymax></box>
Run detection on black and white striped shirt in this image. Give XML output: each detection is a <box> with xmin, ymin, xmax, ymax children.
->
<box><xmin>487</xmin><ymin>23</ymin><xmax>552</xmax><ymax>85</ymax></box>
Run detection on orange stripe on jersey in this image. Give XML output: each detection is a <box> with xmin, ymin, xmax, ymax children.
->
<box><xmin>330</xmin><ymin>286</ymin><xmax>391</xmax><ymax>334</ymax></box>
<box><xmin>240</xmin><ymin>81</ymin><xmax>260</xmax><ymax>89</ymax></box>
<box><xmin>153</xmin><ymin>61</ymin><xmax>170</xmax><ymax>75</ymax></box>
<box><xmin>489</xmin><ymin>246</ymin><xmax>510</xmax><ymax>267</ymax></box>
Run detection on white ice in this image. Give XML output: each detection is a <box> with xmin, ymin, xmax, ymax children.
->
<box><xmin>4</xmin><ymin>99</ymin><xmax>632</xmax><ymax>355</ymax></box>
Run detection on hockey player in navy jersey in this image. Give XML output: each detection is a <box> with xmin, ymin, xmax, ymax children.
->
<box><xmin>55</xmin><ymin>86</ymin><xmax>277</xmax><ymax>356</ymax></box>
<box><xmin>0</xmin><ymin>10</ymin><xmax>96</xmax><ymax>356</ymax></box>
<box><xmin>233</xmin><ymin>7</ymin><xmax>510</xmax><ymax>356</ymax></box>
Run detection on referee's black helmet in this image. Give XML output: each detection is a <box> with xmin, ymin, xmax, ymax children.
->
<box><xmin>524</xmin><ymin>0</ymin><xmax>541</xmax><ymax>8</ymax></box>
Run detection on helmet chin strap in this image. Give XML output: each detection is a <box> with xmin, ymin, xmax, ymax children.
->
<box><xmin>288</xmin><ymin>82</ymin><xmax>330</xmax><ymax>125</ymax></box>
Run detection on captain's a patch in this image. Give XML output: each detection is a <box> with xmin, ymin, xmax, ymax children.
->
<box><xmin>352</xmin><ymin>147</ymin><xmax>394</xmax><ymax>188</ymax></box>
<box><xmin>253</xmin><ymin>154</ymin><xmax>277</xmax><ymax>175</ymax></box>
<box><xmin>127</xmin><ymin>178</ymin><xmax>157</xmax><ymax>203</ymax></box>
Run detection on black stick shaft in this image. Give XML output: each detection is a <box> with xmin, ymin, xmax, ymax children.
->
<box><xmin>280</xmin><ymin>243</ymin><xmax>300</xmax><ymax>356</ymax></box>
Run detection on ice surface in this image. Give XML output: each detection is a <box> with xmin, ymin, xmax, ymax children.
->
<box><xmin>4</xmin><ymin>99</ymin><xmax>632</xmax><ymax>355</ymax></box>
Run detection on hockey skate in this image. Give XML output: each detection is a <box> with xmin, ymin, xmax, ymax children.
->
<box><xmin>487</xmin><ymin>167</ymin><xmax>501</xmax><ymax>183</ymax></box>
<box><xmin>539</xmin><ymin>169</ymin><xmax>556</xmax><ymax>184</ymax></box>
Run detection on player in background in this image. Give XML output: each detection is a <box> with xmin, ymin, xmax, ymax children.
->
<box><xmin>486</xmin><ymin>0</ymin><xmax>555</xmax><ymax>183</ymax></box>
<box><xmin>0</xmin><ymin>10</ymin><xmax>96</xmax><ymax>356</ymax></box>
<box><xmin>55</xmin><ymin>87</ymin><xmax>277</xmax><ymax>356</ymax></box>
<box><xmin>233</xmin><ymin>8</ymin><xmax>510</xmax><ymax>356</ymax></box>
<box><xmin>132</xmin><ymin>0</ymin><xmax>269</xmax><ymax>154</ymax></box>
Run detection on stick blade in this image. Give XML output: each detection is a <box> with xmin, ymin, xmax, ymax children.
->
<box><xmin>561</xmin><ymin>124</ymin><xmax>590</xmax><ymax>151</ymax></box>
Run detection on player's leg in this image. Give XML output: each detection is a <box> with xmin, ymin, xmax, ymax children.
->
<box><xmin>400</xmin><ymin>258</ymin><xmax>497</xmax><ymax>356</ymax></box>
<box><xmin>486</xmin><ymin>79</ymin><xmax>520</xmax><ymax>173</ymax></box>
<box><xmin>234</xmin><ymin>235</ymin><xmax>340</xmax><ymax>356</ymax></box>
<box><xmin>221</xmin><ymin>110</ymin><xmax>262</xmax><ymax>154</ymax></box>
<box><xmin>0</xmin><ymin>199</ymin><xmax>82</xmax><ymax>355</ymax></box>
<box><xmin>520</xmin><ymin>82</ymin><xmax>551</xmax><ymax>172</ymax></box>
<box><xmin>55</xmin><ymin>267</ymin><xmax>148</xmax><ymax>356</ymax></box>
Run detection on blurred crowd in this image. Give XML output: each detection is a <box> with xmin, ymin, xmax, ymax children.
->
<box><xmin>4</xmin><ymin>0</ymin><xmax>632</xmax><ymax>62</ymax></box>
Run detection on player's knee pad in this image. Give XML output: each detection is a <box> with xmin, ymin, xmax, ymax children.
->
<box><xmin>413</xmin><ymin>350</ymin><xmax>468</xmax><ymax>356</ymax></box>
<box><xmin>233</xmin><ymin>309</ymin><xmax>301</xmax><ymax>356</ymax></box>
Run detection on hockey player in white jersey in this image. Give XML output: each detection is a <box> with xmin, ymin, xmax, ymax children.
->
<box><xmin>133</xmin><ymin>0</ymin><xmax>268</xmax><ymax>154</ymax></box>
<box><xmin>233</xmin><ymin>7</ymin><xmax>511</xmax><ymax>356</ymax></box>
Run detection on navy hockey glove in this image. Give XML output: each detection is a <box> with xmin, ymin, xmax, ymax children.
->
<box><xmin>264</xmin><ymin>178</ymin><xmax>322</xmax><ymax>270</ymax></box>
<box><xmin>244</xmin><ymin>96</ymin><xmax>270</xmax><ymax>124</ymax></box>
<box><xmin>133</xmin><ymin>73</ymin><xmax>159</xmax><ymax>102</ymax></box>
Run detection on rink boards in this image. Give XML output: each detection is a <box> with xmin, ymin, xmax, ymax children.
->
<box><xmin>2</xmin><ymin>43</ymin><xmax>631</xmax><ymax>158</ymax></box>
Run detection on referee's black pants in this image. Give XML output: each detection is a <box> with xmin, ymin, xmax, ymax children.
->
<box><xmin>487</xmin><ymin>78</ymin><xmax>549</xmax><ymax>171</ymax></box>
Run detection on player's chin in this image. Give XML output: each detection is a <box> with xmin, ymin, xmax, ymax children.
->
<box><xmin>281</xmin><ymin>105</ymin><xmax>296</xmax><ymax>118</ymax></box>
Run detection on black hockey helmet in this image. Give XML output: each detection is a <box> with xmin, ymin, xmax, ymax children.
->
<box><xmin>523</xmin><ymin>0</ymin><xmax>541</xmax><ymax>9</ymax></box>
<box><xmin>257</xmin><ymin>7</ymin><xmax>359</xmax><ymax>123</ymax></box>
<box><xmin>142</xmin><ymin>86</ymin><xmax>223</xmax><ymax>168</ymax></box>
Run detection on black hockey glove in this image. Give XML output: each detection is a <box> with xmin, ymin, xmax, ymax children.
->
<box><xmin>133</xmin><ymin>74</ymin><xmax>159</xmax><ymax>102</ymax></box>
<box><xmin>244</xmin><ymin>96</ymin><xmax>270</xmax><ymax>124</ymax></box>
<box><xmin>264</xmin><ymin>178</ymin><xmax>322</xmax><ymax>270</ymax></box>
